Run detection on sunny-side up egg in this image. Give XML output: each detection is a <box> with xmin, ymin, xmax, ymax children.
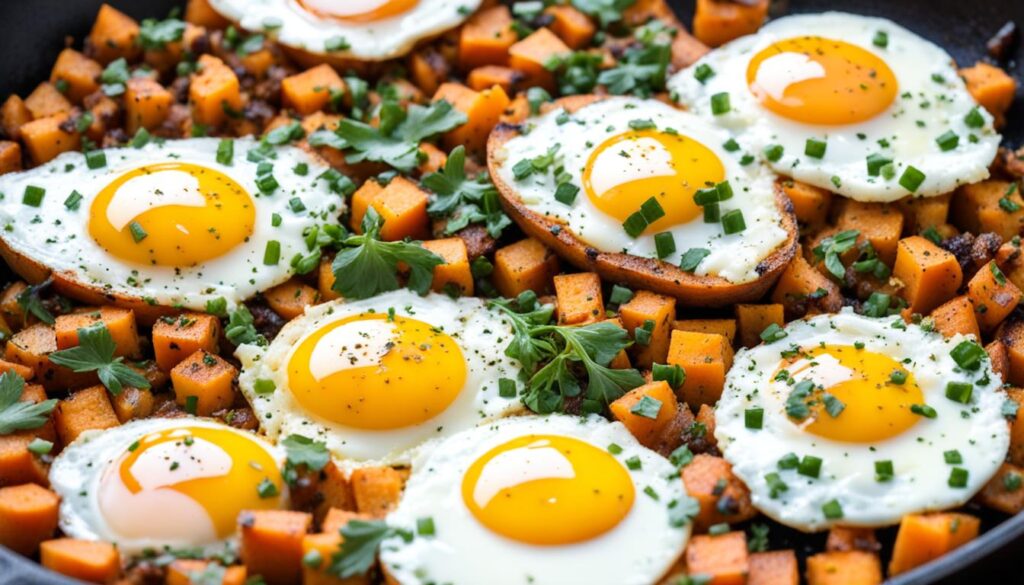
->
<box><xmin>379</xmin><ymin>414</ymin><xmax>691</xmax><ymax>585</ymax></box>
<box><xmin>208</xmin><ymin>0</ymin><xmax>481</xmax><ymax>61</ymax></box>
<box><xmin>669</xmin><ymin>12</ymin><xmax>1001</xmax><ymax>202</ymax></box>
<box><xmin>236</xmin><ymin>289</ymin><xmax>523</xmax><ymax>466</ymax></box>
<box><xmin>0</xmin><ymin>137</ymin><xmax>342</xmax><ymax>312</ymax></box>
<box><xmin>716</xmin><ymin>309</ymin><xmax>1010</xmax><ymax>531</ymax></box>
<box><xmin>49</xmin><ymin>418</ymin><xmax>286</xmax><ymax>555</ymax></box>
<box><xmin>491</xmin><ymin>96</ymin><xmax>790</xmax><ymax>284</ymax></box>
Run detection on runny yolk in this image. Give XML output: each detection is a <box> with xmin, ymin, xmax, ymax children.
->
<box><xmin>287</xmin><ymin>313</ymin><xmax>467</xmax><ymax>430</ymax></box>
<box><xmin>89</xmin><ymin>162</ymin><xmax>255</xmax><ymax>267</ymax></box>
<box><xmin>297</xmin><ymin>0</ymin><xmax>419</xmax><ymax>23</ymax></box>
<box><xmin>779</xmin><ymin>344</ymin><xmax>924</xmax><ymax>443</ymax></box>
<box><xmin>98</xmin><ymin>426</ymin><xmax>282</xmax><ymax>542</ymax></box>
<box><xmin>461</xmin><ymin>434</ymin><xmax>635</xmax><ymax>546</ymax></box>
<box><xmin>582</xmin><ymin>129</ymin><xmax>725</xmax><ymax>235</ymax></box>
<box><xmin>746</xmin><ymin>36</ymin><xmax>899</xmax><ymax>125</ymax></box>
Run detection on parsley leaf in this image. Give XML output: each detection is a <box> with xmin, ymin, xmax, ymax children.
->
<box><xmin>598</xmin><ymin>27</ymin><xmax>670</xmax><ymax>97</ymax></box>
<box><xmin>137</xmin><ymin>17</ymin><xmax>186</xmax><ymax>51</ymax></box>
<box><xmin>337</xmin><ymin>100</ymin><xmax>466</xmax><ymax>172</ymax></box>
<box><xmin>282</xmin><ymin>434</ymin><xmax>330</xmax><ymax>472</ymax></box>
<box><xmin>48</xmin><ymin>324</ymin><xmax>150</xmax><ymax>395</ymax></box>
<box><xmin>0</xmin><ymin>371</ymin><xmax>57</xmax><ymax>435</ymax></box>
<box><xmin>225</xmin><ymin>305</ymin><xmax>267</xmax><ymax>347</ymax></box>
<box><xmin>812</xmin><ymin>229</ymin><xmax>860</xmax><ymax>280</ymax></box>
<box><xmin>571</xmin><ymin>0</ymin><xmax>637</xmax><ymax>27</ymax></box>
<box><xmin>16</xmin><ymin>281</ymin><xmax>55</xmax><ymax>324</ymax></box>
<box><xmin>423</xmin><ymin>146</ymin><xmax>510</xmax><ymax>238</ymax></box>
<box><xmin>329</xmin><ymin>519</ymin><xmax>400</xmax><ymax>578</ymax></box>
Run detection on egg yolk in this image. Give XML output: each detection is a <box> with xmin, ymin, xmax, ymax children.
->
<box><xmin>779</xmin><ymin>345</ymin><xmax>924</xmax><ymax>443</ymax></box>
<box><xmin>746</xmin><ymin>36</ymin><xmax>899</xmax><ymax>125</ymax></box>
<box><xmin>89</xmin><ymin>162</ymin><xmax>255</xmax><ymax>267</ymax></box>
<box><xmin>582</xmin><ymin>129</ymin><xmax>724</xmax><ymax>235</ymax></box>
<box><xmin>287</xmin><ymin>312</ymin><xmax>467</xmax><ymax>430</ymax></box>
<box><xmin>461</xmin><ymin>434</ymin><xmax>635</xmax><ymax>546</ymax></box>
<box><xmin>297</xmin><ymin>0</ymin><xmax>419</xmax><ymax>22</ymax></box>
<box><xmin>98</xmin><ymin>426</ymin><xmax>282</xmax><ymax>542</ymax></box>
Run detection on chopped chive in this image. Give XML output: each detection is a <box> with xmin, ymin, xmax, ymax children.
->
<box><xmin>628</xmin><ymin>118</ymin><xmax>656</xmax><ymax>130</ymax></box>
<box><xmin>935</xmin><ymin>130</ymin><xmax>959</xmax><ymax>151</ymax></box>
<box><xmin>554</xmin><ymin>182</ymin><xmax>579</xmax><ymax>206</ymax></box>
<box><xmin>873</xmin><ymin>30</ymin><xmax>889</xmax><ymax>47</ymax></box>
<box><xmin>216</xmin><ymin>138</ymin><xmax>234</xmax><ymax>165</ymax></box>
<box><xmin>85</xmin><ymin>150</ymin><xmax>106</xmax><ymax>169</ymax></box>
<box><xmin>27</xmin><ymin>437</ymin><xmax>53</xmax><ymax>455</ymax></box>
<box><xmin>694</xmin><ymin>63</ymin><xmax>715</xmax><ymax>84</ymax></box>
<box><xmin>288</xmin><ymin>197</ymin><xmax>306</xmax><ymax>213</ymax></box>
<box><xmin>759</xmin><ymin>323</ymin><xmax>787</xmax><ymax>343</ymax></box>
<box><xmin>778</xmin><ymin>453</ymin><xmax>799</xmax><ymax>470</ymax></box>
<box><xmin>131</xmin><ymin>128</ymin><xmax>151</xmax><ymax>148</ymax></box>
<box><xmin>640</xmin><ymin>197</ymin><xmax>666</xmax><ymax>222</ymax></box>
<box><xmin>764</xmin><ymin>144</ymin><xmax>784</xmax><ymax>162</ymax></box>
<box><xmin>875</xmin><ymin>460</ymin><xmax>894</xmax><ymax>482</ymax></box>
<box><xmin>964</xmin><ymin>107</ymin><xmax>985</xmax><ymax>129</ymax></box>
<box><xmin>622</xmin><ymin>211</ymin><xmax>648</xmax><ymax>237</ymax></box>
<box><xmin>652</xmin><ymin>363</ymin><xmax>685</xmax><ymax>389</ymax></box>
<box><xmin>948</xmin><ymin>467</ymin><xmax>969</xmax><ymax>488</ymax></box>
<box><xmin>889</xmin><ymin>369</ymin><xmax>907</xmax><ymax>384</ymax></box>
<box><xmin>944</xmin><ymin>450</ymin><xmax>963</xmax><ymax>464</ymax></box>
<box><xmin>263</xmin><ymin>240</ymin><xmax>281</xmax><ymax>265</ymax></box>
<box><xmin>416</xmin><ymin>517</ymin><xmax>436</xmax><ymax>536</ymax></box>
<box><xmin>609</xmin><ymin>284</ymin><xmax>633</xmax><ymax>305</ymax></box>
<box><xmin>324</xmin><ymin>35</ymin><xmax>350</xmax><ymax>51</ymax></box>
<box><xmin>822</xmin><ymin>499</ymin><xmax>844</xmax><ymax>519</ymax></box>
<box><xmin>950</xmin><ymin>340</ymin><xmax>985</xmax><ymax>371</ymax></box>
<box><xmin>607</xmin><ymin>443</ymin><xmax>623</xmax><ymax>455</ymax></box>
<box><xmin>721</xmin><ymin>209</ymin><xmax>746</xmax><ymax>234</ymax></box>
<box><xmin>805</xmin><ymin>138</ymin><xmax>827</xmax><ymax>159</ymax></box>
<box><xmin>128</xmin><ymin>221</ymin><xmax>148</xmax><ymax>243</ymax></box>
<box><xmin>654</xmin><ymin>232</ymin><xmax>676</xmax><ymax>259</ymax></box>
<box><xmin>498</xmin><ymin>378</ymin><xmax>517</xmax><ymax>398</ymax></box>
<box><xmin>745</xmin><ymin>407</ymin><xmax>764</xmax><ymax>429</ymax></box>
<box><xmin>257</xmin><ymin>478</ymin><xmax>279</xmax><ymax>498</ymax></box>
<box><xmin>625</xmin><ymin>455</ymin><xmax>642</xmax><ymax>470</ymax></box>
<box><xmin>945</xmin><ymin>381</ymin><xmax>973</xmax><ymax>404</ymax></box>
<box><xmin>910</xmin><ymin>403</ymin><xmax>938</xmax><ymax>418</ymax></box>
<box><xmin>797</xmin><ymin>455</ymin><xmax>822</xmax><ymax>478</ymax></box>
<box><xmin>722</xmin><ymin>138</ymin><xmax>740</xmax><ymax>152</ymax></box>
<box><xmin>703</xmin><ymin>201</ymin><xmax>721</xmax><ymax>223</ymax></box>
<box><xmin>631</xmin><ymin>395</ymin><xmax>663</xmax><ymax>419</ymax></box>
<box><xmin>679</xmin><ymin>248</ymin><xmax>710</xmax><ymax>272</ymax></box>
<box><xmin>23</xmin><ymin>185</ymin><xmax>45</xmax><ymax>207</ymax></box>
<box><xmin>899</xmin><ymin>165</ymin><xmax>926</xmax><ymax>192</ymax></box>
<box><xmin>271</xmin><ymin>212</ymin><xmax>282</xmax><ymax>227</ymax></box>
<box><xmin>710</xmin><ymin>92</ymin><xmax>731</xmax><ymax>115</ymax></box>
<box><xmin>716</xmin><ymin>180</ymin><xmax>734</xmax><ymax>201</ymax></box>
<box><xmin>866</xmin><ymin>153</ymin><xmax>893</xmax><ymax>177</ymax></box>
<box><xmin>765</xmin><ymin>472</ymin><xmax>788</xmax><ymax>498</ymax></box>
<box><xmin>64</xmin><ymin>190</ymin><xmax>83</xmax><ymax>210</ymax></box>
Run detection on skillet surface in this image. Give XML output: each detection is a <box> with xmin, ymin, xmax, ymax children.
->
<box><xmin>0</xmin><ymin>1</ymin><xmax>1021</xmax><ymax>583</ymax></box>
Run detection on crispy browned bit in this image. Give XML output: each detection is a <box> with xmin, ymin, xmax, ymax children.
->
<box><xmin>245</xmin><ymin>299</ymin><xmax>286</xmax><ymax>342</ymax></box>
<box><xmin>454</xmin><ymin>223</ymin><xmax>498</xmax><ymax>260</ymax></box>
<box><xmin>942</xmin><ymin>231</ymin><xmax>1004</xmax><ymax>281</ymax></box>
<box><xmin>988</xmin><ymin>21</ymin><xmax>1020</xmax><ymax>62</ymax></box>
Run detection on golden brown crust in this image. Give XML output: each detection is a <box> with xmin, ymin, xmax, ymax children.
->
<box><xmin>486</xmin><ymin>95</ymin><xmax>799</xmax><ymax>307</ymax></box>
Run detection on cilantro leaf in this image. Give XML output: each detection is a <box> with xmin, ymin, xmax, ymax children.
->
<box><xmin>423</xmin><ymin>146</ymin><xmax>511</xmax><ymax>238</ymax></box>
<box><xmin>225</xmin><ymin>305</ymin><xmax>267</xmax><ymax>346</ymax></box>
<box><xmin>137</xmin><ymin>17</ymin><xmax>186</xmax><ymax>51</ymax></box>
<box><xmin>337</xmin><ymin>100</ymin><xmax>466</xmax><ymax>172</ymax></box>
<box><xmin>330</xmin><ymin>208</ymin><xmax>443</xmax><ymax>299</ymax></box>
<box><xmin>48</xmin><ymin>324</ymin><xmax>149</xmax><ymax>395</ymax></box>
<box><xmin>329</xmin><ymin>519</ymin><xmax>395</xmax><ymax>578</ymax></box>
<box><xmin>598</xmin><ymin>39</ymin><xmax>670</xmax><ymax>97</ymax></box>
<box><xmin>0</xmin><ymin>371</ymin><xmax>57</xmax><ymax>435</ymax></box>
<box><xmin>571</xmin><ymin>0</ymin><xmax>637</xmax><ymax>27</ymax></box>
<box><xmin>282</xmin><ymin>434</ymin><xmax>330</xmax><ymax>472</ymax></box>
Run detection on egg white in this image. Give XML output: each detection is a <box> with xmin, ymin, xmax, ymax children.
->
<box><xmin>208</xmin><ymin>0</ymin><xmax>481</xmax><ymax>61</ymax></box>
<box><xmin>49</xmin><ymin>417</ymin><xmax>286</xmax><ymax>555</ymax></box>
<box><xmin>379</xmin><ymin>414</ymin><xmax>691</xmax><ymax>585</ymax></box>
<box><xmin>669</xmin><ymin>12</ymin><xmax>1001</xmax><ymax>202</ymax></box>
<box><xmin>0</xmin><ymin>137</ymin><xmax>343</xmax><ymax>312</ymax></box>
<box><xmin>491</xmin><ymin>97</ymin><xmax>790</xmax><ymax>284</ymax></box>
<box><xmin>716</xmin><ymin>309</ymin><xmax>1010</xmax><ymax>531</ymax></box>
<box><xmin>236</xmin><ymin>290</ymin><xmax>524</xmax><ymax>467</ymax></box>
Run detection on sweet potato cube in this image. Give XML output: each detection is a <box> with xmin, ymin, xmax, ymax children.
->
<box><xmin>185</xmin><ymin>0</ymin><xmax>231</xmax><ymax>28</ymax></box>
<box><xmin>806</xmin><ymin>551</ymin><xmax>882</xmax><ymax>585</ymax></box>
<box><xmin>315</xmin><ymin>462</ymin><xmax>357</xmax><ymax>520</ymax></box>
<box><xmin>0</xmin><ymin>141</ymin><xmax>22</xmax><ymax>175</ymax></box>
<box><xmin>349</xmin><ymin>179</ymin><xmax>385</xmax><ymax>232</ymax></box>
<box><xmin>893</xmin><ymin>236</ymin><xmax>963</xmax><ymax>314</ymax></box>
<box><xmin>350</xmin><ymin>176</ymin><xmax>429</xmax><ymax>242</ymax></box>
<box><xmin>54</xmin><ymin>386</ymin><xmax>118</xmax><ymax>445</ymax></box>
<box><xmin>0</xmin><ymin>432</ymin><xmax>50</xmax><ymax>487</ymax></box>
<box><xmin>40</xmin><ymin>538</ymin><xmax>120</xmax><ymax>583</ymax></box>
<box><xmin>960</xmin><ymin>62</ymin><xmax>1016</xmax><ymax>127</ymax></box>
<box><xmin>264</xmin><ymin>279</ymin><xmax>319</xmax><ymax>321</ymax></box>
<box><xmin>693</xmin><ymin>0</ymin><xmax>769</xmax><ymax>47</ymax></box>
<box><xmin>604</xmin><ymin>317</ymin><xmax>632</xmax><ymax>369</ymax></box>
<box><xmin>459</xmin><ymin>6</ymin><xmax>516</xmax><ymax>70</ymax></box>
<box><xmin>152</xmin><ymin>313</ymin><xmax>221</xmax><ymax>371</ymax></box>
<box><xmin>554</xmin><ymin>272</ymin><xmax>604</xmax><ymax>325</ymax></box>
<box><xmin>493</xmin><ymin>238</ymin><xmax>560</xmax><ymax>298</ymax></box>
<box><xmin>24</xmin><ymin>82</ymin><xmax>73</xmax><ymax>120</ymax></box>
<box><xmin>685</xmin><ymin>531</ymin><xmax>750</xmax><ymax>585</ymax></box>
<box><xmin>350</xmin><ymin>466</ymin><xmax>403</xmax><ymax>518</ymax></box>
<box><xmin>88</xmin><ymin>4</ymin><xmax>140</xmax><ymax>64</ymax></box>
<box><xmin>931</xmin><ymin>295</ymin><xmax>981</xmax><ymax>340</ymax></box>
<box><xmin>835</xmin><ymin>201</ymin><xmax>903</xmax><ymax>265</ymax></box>
<box><xmin>826</xmin><ymin>526</ymin><xmax>879</xmax><ymax>553</ymax></box>
<box><xmin>770</xmin><ymin>251</ymin><xmax>842</xmax><ymax>319</ymax></box>
<box><xmin>897</xmin><ymin>193</ymin><xmax>951</xmax><ymax>234</ymax></box>
<box><xmin>782</xmin><ymin>180</ymin><xmax>831</xmax><ymax>229</ymax></box>
<box><xmin>748</xmin><ymin>550</ymin><xmax>799</xmax><ymax>585</ymax></box>
<box><xmin>50</xmin><ymin>49</ymin><xmax>102</xmax><ymax>104</ymax></box>
<box><xmin>1</xmin><ymin>95</ymin><xmax>32</xmax><ymax>140</ymax></box>
<box><xmin>735</xmin><ymin>303</ymin><xmax>784</xmax><ymax>348</ymax></box>
<box><xmin>167</xmin><ymin>560</ymin><xmax>246</xmax><ymax>585</ymax></box>
<box><xmin>171</xmin><ymin>350</ymin><xmax>238</xmax><ymax>416</ymax></box>
<box><xmin>986</xmin><ymin>339</ymin><xmax>1010</xmax><ymax>381</ymax></box>
<box><xmin>545</xmin><ymin>6</ymin><xmax>596</xmax><ymax>49</ymax></box>
<box><xmin>320</xmin><ymin>508</ymin><xmax>368</xmax><ymax>535</ymax></box>
<box><xmin>417</xmin><ymin>142</ymin><xmax>447</xmax><ymax>176</ymax></box>
<box><xmin>672</xmin><ymin>319</ymin><xmax>737</xmax><ymax>346</ymax></box>
<box><xmin>20</xmin><ymin>114</ymin><xmax>80</xmax><ymax>164</ymax></box>
<box><xmin>0</xmin><ymin>359</ymin><xmax>33</xmax><ymax>380</ymax></box>
<box><xmin>55</xmin><ymin>307</ymin><xmax>140</xmax><ymax>358</ymax></box>
<box><xmin>888</xmin><ymin>513</ymin><xmax>979</xmax><ymax>576</ymax></box>
<box><xmin>190</xmin><ymin>54</ymin><xmax>242</xmax><ymax>128</ymax></box>
<box><xmin>508</xmin><ymin>28</ymin><xmax>571</xmax><ymax>91</ymax></box>
<box><xmin>422</xmin><ymin>238</ymin><xmax>473</xmax><ymax>296</ymax></box>
<box><xmin>620</xmin><ymin>290</ymin><xmax>675</xmax><ymax>368</ymax></box>
<box><xmin>977</xmin><ymin>462</ymin><xmax>1024</xmax><ymax>514</ymax></box>
<box><xmin>680</xmin><ymin>454</ymin><xmax>755</xmax><ymax>531</ymax></box>
<box><xmin>467</xmin><ymin>66</ymin><xmax>520</xmax><ymax>93</ymax></box>
<box><xmin>111</xmin><ymin>386</ymin><xmax>155</xmax><ymax>423</ymax></box>
<box><xmin>301</xmin><ymin>532</ymin><xmax>370</xmax><ymax>585</ymax></box>
<box><xmin>434</xmin><ymin>82</ymin><xmax>510</xmax><ymax>156</ymax></box>
<box><xmin>124</xmin><ymin>77</ymin><xmax>172</xmax><ymax>134</ymax></box>
<box><xmin>282</xmin><ymin>64</ymin><xmax>345</xmax><ymax>115</ymax></box>
<box><xmin>239</xmin><ymin>510</ymin><xmax>312</xmax><ymax>585</ymax></box>
<box><xmin>609</xmin><ymin>380</ymin><xmax>679</xmax><ymax>448</ymax></box>
<box><xmin>967</xmin><ymin>261</ymin><xmax>1022</xmax><ymax>331</ymax></box>
<box><xmin>318</xmin><ymin>255</ymin><xmax>341</xmax><ymax>302</ymax></box>
<box><xmin>0</xmin><ymin>483</ymin><xmax>60</xmax><ymax>555</ymax></box>
<box><xmin>668</xmin><ymin>330</ymin><xmax>733</xmax><ymax>407</ymax></box>
<box><xmin>951</xmin><ymin>180</ymin><xmax>1024</xmax><ymax>240</ymax></box>
<box><xmin>1003</xmin><ymin>325</ymin><xmax>1024</xmax><ymax>387</ymax></box>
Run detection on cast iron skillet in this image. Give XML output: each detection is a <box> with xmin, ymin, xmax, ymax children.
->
<box><xmin>0</xmin><ymin>0</ymin><xmax>1021</xmax><ymax>583</ymax></box>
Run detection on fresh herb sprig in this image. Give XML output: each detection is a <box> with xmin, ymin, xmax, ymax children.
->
<box><xmin>0</xmin><ymin>371</ymin><xmax>57</xmax><ymax>435</ymax></box>
<box><xmin>329</xmin><ymin>520</ymin><xmax>411</xmax><ymax>578</ymax></box>
<box><xmin>48</xmin><ymin>324</ymin><xmax>150</xmax><ymax>395</ymax></box>
<box><xmin>423</xmin><ymin>146</ymin><xmax>511</xmax><ymax>238</ymax></box>
<box><xmin>336</xmin><ymin>100</ymin><xmax>466</xmax><ymax>172</ymax></box>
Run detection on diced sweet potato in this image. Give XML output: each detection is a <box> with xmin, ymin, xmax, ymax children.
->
<box><xmin>1002</xmin><ymin>324</ymin><xmax>1024</xmax><ymax>387</ymax></box>
<box><xmin>167</xmin><ymin>560</ymin><xmax>246</xmax><ymax>585</ymax></box>
<box><xmin>0</xmin><ymin>359</ymin><xmax>33</xmax><ymax>380</ymax></box>
<box><xmin>55</xmin><ymin>307</ymin><xmax>140</xmax><ymax>359</ymax></box>
<box><xmin>977</xmin><ymin>462</ymin><xmax>1024</xmax><ymax>514</ymax></box>
<box><xmin>301</xmin><ymin>532</ymin><xmax>371</xmax><ymax>585</ymax></box>
<box><xmin>54</xmin><ymin>386</ymin><xmax>119</xmax><ymax>445</ymax></box>
<box><xmin>0</xmin><ymin>141</ymin><xmax>22</xmax><ymax>175</ymax></box>
<box><xmin>604</xmin><ymin>317</ymin><xmax>633</xmax><ymax>370</ymax></box>
<box><xmin>826</xmin><ymin>526</ymin><xmax>879</xmax><ymax>553</ymax></box>
<box><xmin>806</xmin><ymin>551</ymin><xmax>882</xmax><ymax>585</ymax></box>
<box><xmin>986</xmin><ymin>339</ymin><xmax>1010</xmax><ymax>381</ymax></box>
<box><xmin>770</xmin><ymin>250</ymin><xmax>842</xmax><ymax>319</ymax></box>
<box><xmin>171</xmin><ymin>350</ymin><xmax>238</xmax><ymax>416</ymax></box>
<box><xmin>185</xmin><ymin>0</ymin><xmax>231</xmax><ymax>28</ymax></box>
<box><xmin>897</xmin><ymin>193</ymin><xmax>951</xmax><ymax>234</ymax></box>
<box><xmin>685</xmin><ymin>531</ymin><xmax>749</xmax><ymax>585</ymax></box>
<box><xmin>239</xmin><ymin>510</ymin><xmax>312</xmax><ymax>585</ymax></box>
<box><xmin>782</xmin><ymin>180</ymin><xmax>831</xmax><ymax>229</ymax></box>
<box><xmin>25</xmin><ymin>82</ymin><xmax>72</xmax><ymax>120</ymax></box>
<box><xmin>320</xmin><ymin>508</ymin><xmax>368</xmax><ymax>535</ymax></box>
<box><xmin>931</xmin><ymin>295</ymin><xmax>982</xmax><ymax>340</ymax></box>
<box><xmin>152</xmin><ymin>313</ymin><xmax>221</xmax><ymax>371</ymax></box>
<box><xmin>693</xmin><ymin>0</ymin><xmax>769</xmax><ymax>47</ymax></box>
<box><xmin>609</xmin><ymin>381</ymin><xmax>679</xmax><ymax>448</ymax></box>
<box><xmin>493</xmin><ymin>238</ymin><xmax>560</xmax><ymax>298</ymax></box>
<box><xmin>553</xmin><ymin>273</ymin><xmax>604</xmax><ymax>325</ymax></box>
<box><xmin>422</xmin><ymin>238</ymin><xmax>473</xmax><ymax>296</ymax></box>
<box><xmin>893</xmin><ymin>236</ymin><xmax>963</xmax><ymax>315</ymax></box>
<box><xmin>264</xmin><ymin>279</ymin><xmax>319</xmax><ymax>321</ymax></box>
<box><xmin>735</xmin><ymin>303</ymin><xmax>784</xmax><ymax>348</ymax></box>
<box><xmin>1</xmin><ymin>95</ymin><xmax>32</xmax><ymax>140</ymax></box>
<box><xmin>1007</xmin><ymin>388</ymin><xmax>1024</xmax><ymax>465</ymax></box>
<box><xmin>672</xmin><ymin>319</ymin><xmax>737</xmax><ymax>346</ymax></box>
<box><xmin>680</xmin><ymin>454</ymin><xmax>755</xmax><ymax>531</ymax></box>
<box><xmin>190</xmin><ymin>54</ymin><xmax>242</xmax><ymax>128</ymax></box>
<box><xmin>88</xmin><ymin>4</ymin><xmax>140</xmax><ymax>64</ymax></box>
<box><xmin>951</xmin><ymin>180</ymin><xmax>1024</xmax><ymax>240</ymax></box>
<box><xmin>318</xmin><ymin>255</ymin><xmax>341</xmax><ymax>302</ymax></box>
<box><xmin>888</xmin><ymin>513</ymin><xmax>980</xmax><ymax>576</ymax></box>
<box><xmin>50</xmin><ymin>49</ymin><xmax>101</xmax><ymax>104</ymax></box>
<box><xmin>282</xmin><ymin>64</ymin><xmax>345</xmax><ymax>116</ymax></box>
<box><xmin>0</xmin><ymin>432</ymin><xmax>50</xmax><ymax>487</ymax></box>
<box><xmin>459</xmin><ymin>6</ymin><xmax>516</xmax><ymax>70</ymax></box>
<box><xmin>434</xmin><ymin>82</ymin><xmax>510</xmax><ymax>156</ymax></box>
<box><xmin>111</xmin><ymin>386</ymin><xmax>155</xmax><ymax>423</ymax></box>
<box><xmin>0</xmin><ymin>483</ymin><xmax>59</xmax><ymax>555</ymax></box>
<box><xmin>668</xmin><ymin>330</ymin><xmax>733</xmax><ymax>407</ymax></box>
<box><xmin>350</xmin><ymin>467</ymin><xmax>403</xmax><ymax>518</ymax></box>
<box><xmin>967</xmin><ymin>261</ymin><xmax>1022</xmax><ymax>331</ymax></box>
<box><xmin>6</xmin><ymin>324</ymin><xmax>94</xmax><ymax>391</ymax></box>
<box><xmin>835</xmin><ymin>201</ymin><xmax>903</xmax><ymax>266</ymax></box>
<box><xmin>40</xmin><ymin>539</ymin><xmax>119</xmax><ymax>583</ymax></box>
<box><xmin>315</xmin><ymin>462</ymin><xmax>357</xmax><ymax>521</ymax></box>
<box><xmin>960</xmin><ymin>62</ymin><xmax>1016</xmax><ymax>127</ymax></box>
<box><xmin>349</xmin><ymin>176</ymin><xmax>430</xmax><ymax>241</ymax></box>
<box><xmin>240</xmin><ymin>49</ymin><xmax>274</xmax><ymax>79</ymax></box>
<box><xmin>19</xmin><ymin>113</ymin><xmax>80</xmax><ymax>164</ymax></box>
<box><xmin>508</xmin><ymin>28</ymin><xmax>571</xmax><ymax>91</ymax></box>
<box><xmin>417</xmin><ymin>142</ymin><xmax>447</xmax><ymax>176</ymax></box>
<box><xmin>84</xmin><ymin>94</ymin><xmax>119</xmax><ymax>142</ymax></box>
<box><xmin>620</xmin><ymin>290</ymin><xmax>675</xmax><ymax>368</ymax></box>
<box><xmin>467</xmin><ymin>66</ymin><xmax>521</xmax><ymax>94</ymax></box>
<box><xmin>748</xmin><ymin>550</ymin><xmax>799</xmax><ymax>585</ymax></box>
<box><xmin>545</xmin><ymin>5</ymin><xmax>596</xmax><ymax>49</ymax></box>
<box><xmin>408</xmin><ymin>48</ymin><xmax>449</xmax><ymax>96</ymax></box>
<box><xmin>124</xmin><ymin>77</ymin><xmax>172</xmax><ymax>134</ymax></box>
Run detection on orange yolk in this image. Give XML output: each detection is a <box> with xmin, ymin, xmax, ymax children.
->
<box><xmin>89</xmin><ymin>162</ymin><xmax>255</xmax><ymax>267</ymax></box>
<box><xmin>746</xmin><ymin>36</ymin><xmax>898</xmax><ymax>125</ymax></box>
<box><xmin>297</xmin><ymin>0</ymin><xmax>419</xmax><ymax>22</ymax></box>
<box><xmin>461</xmin><ymin>435</ymin><xmax>635</xmax><ymax>546</ymax></box>
<box><xmin>287</xmin><ymin>313</ymin><xmax>467</xmax><ymax>430</ymax></box>
<box><xmin>582</xmin><ymin>129</ymin><xmax>724</xmax><ymax>235</ymax></box>
<box><xmin>99</xmin><ymin>426</ymin><xmax>282</xmax><ymax>540</ymax></box>
<box><xmin>780</xmin><ymin>345</ymin><xmax>924</xmax><ymax>443</ymax></box>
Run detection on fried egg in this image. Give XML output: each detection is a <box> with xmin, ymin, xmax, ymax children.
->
<box><xmin>0</xmin><ymin>137</ymin><xmax>342</xmax><ymax>312</ymax></box>
<box><xmin>236</xmin><ymin>290</ymin><xmax>523</xmax><ymax>466</ymax></box>
<box><xmin>491</xmin><ymin>97</ymin><xmax>790</xmax><ymax>283</ymax></box>
<box><xmin>208</xmin><ymin>0</ymin><xmax>481</xmax><ymax>61</ymax></box>
<box><xmin>379</xmin><ymin>414</ymin><xmax>691</xmax><ymax>585</ymax></box>
<box><xmin>50</xmin><ymin>418</ymin><xmax>286</xmax><ymax>555</ymax></box>
<box><xmin>670</xmin><ymin>12</ymin><xmax>1000</xmax><ymax>201</ymax></box>
<box><xmin>717</xmin><ymin>309</ymin><xmax>1009</xmax><ymax>531</ymax></box>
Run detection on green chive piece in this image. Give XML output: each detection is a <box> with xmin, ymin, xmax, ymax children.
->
<box><xmin>935</xmin><ymin>130</ymin><xmax>959</xmax><ymax>151</ymax></box>
<box><xmin>128</xmin><ymin>221</ymin><xmax>148</xmax><ymax>243</ymax></box>
<box><xmin>498</xmin><ymin>378</ymin><xmax>517</xmax><ymax>398</ymax></box>
<box><xmin>217</xmin><ymin>138</ymin><xmax>234</xmax><ymax>165</ymax></box>
<box><xmin>710</xmin><ymin>92</ymin><xmax>731</xmax><ymax>115</ymax></box>
<box><xmin>875</xmin><ymin>460</ymin><xmax>894</xmax><ymax>482</ymax></box>
<box><xmin>797</xmin><ymin>455</ymin><xmax>822</xmax><ymax>478</ymax></box>
<box><xmin>945</xmin><ymin>381</ymin><xmax>973</xmax><ymax>404</ymax></box>
<box><xmin>721</xmin><ymin>209</ymin><xmax>746</xmax><ymax>234</ymax></box>
<box><xmin>23</xmin><ymin>185</ymin><xmax>45</xmax><ymax>207</ymax></box>
<box><xmin>654</xmin><ymin>232</ymin><xmax>676</xmax><ymax>259</ymax></box>
<box><xmin>948</xmin><ymin>467</ymin><xmax>969</xmax><ymax>488</ymax></box>
<box><xmin>822</xmin><ymin>499</ymin><xmax>844</xmax><ymax>519</ymax></box>
<box><xmin>264</xmin><ymin>240</ymin><xmax>281</xmax><ymax>265</ymax></box>
<box><xmin>694</xmin><ymin>63</ymin><xmax>715</xmax><ymax>84</ymax></box>
<box><xmin>745</xmin><ymin>407</ymin><xmax>764</xmax><ymax>430</ymax></box>
<box><xmin>899</xmin><ymin>165</ymin><xmax>926</xmax><ymax>192</ymax></box>
<box><xmin>764</xmin><ymin>144</ymin><xmax>784</xmax><ymax>162</ymax></box>
<box><xmin>64</xmin><ymin>190</ymin><xmax>83</xmax><ymax>211</ymax></box>
<box><xmin>805</xmin><ymin>138</ymin><xmax>827</xmax><ymax>159</ymax></box>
